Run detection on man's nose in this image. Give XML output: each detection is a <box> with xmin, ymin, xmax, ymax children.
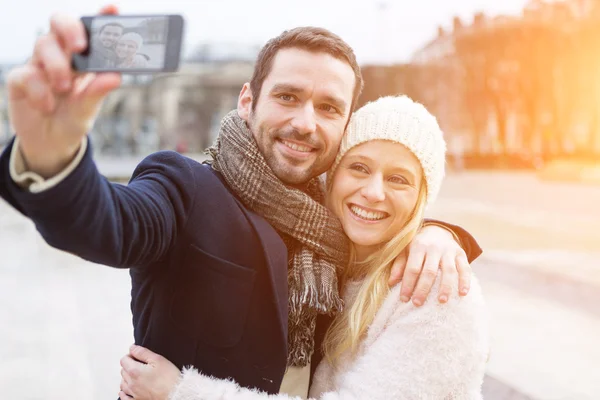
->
<box><xmin>290</xmin><ymin>104</ymin><xmax>317</xmax><ymax>135</ymax></box>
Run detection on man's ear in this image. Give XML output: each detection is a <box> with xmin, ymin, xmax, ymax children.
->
<box><xmin>237</xmin><ymin>83</ymin><xmax>253</xmax><ymax>122</ymax></box>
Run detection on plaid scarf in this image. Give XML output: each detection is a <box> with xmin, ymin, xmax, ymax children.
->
<box><xmin>205</xmin><ymin>111</ymin><xmax>350</xmax><ymax>366</ymax></box>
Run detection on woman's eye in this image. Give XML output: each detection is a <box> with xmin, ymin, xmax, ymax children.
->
<box><xmin>349</xmin><ymin>163</ymin><xmax>368</xmax><ymax>173</ymax></box>
<box><xmin>389</xmin><ymin>176</ymin><xmax>409</xmax><ymax>185</ymax></box>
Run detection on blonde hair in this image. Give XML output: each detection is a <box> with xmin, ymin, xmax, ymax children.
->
<box><xmin>323</xmin><ymin>179</ymin><xmax>428</xmax><ymax>364</ymax></box>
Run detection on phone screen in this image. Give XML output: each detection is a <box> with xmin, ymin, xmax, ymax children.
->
<box><xmin>88</xmin><ymin>16</ymin><xmax>170</xmax><ymax>71</ymax></box>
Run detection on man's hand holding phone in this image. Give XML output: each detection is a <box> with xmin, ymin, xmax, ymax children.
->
<box><xmin>7</xmin><ymin>5</ymin><xmax>184</xmax><ymax>178</ymax></box>
<box><xmin>7</xmin><ymin>5</ymin><xmax>122</xmax><ymax>178</ymax></box>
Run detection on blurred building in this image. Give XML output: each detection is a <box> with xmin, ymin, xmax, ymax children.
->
<box><xmin>91</xmin><ymin>42</ymin><xmax>258</xmax><ymax>155</ymax></box>
<box><xmin>410</xmin><ymin>14</ymin><xmax>496</xmax><ymax>159</ymax></box>
<box><xmin>524</xmin><ymin>0</ymin><xmax>597</xmax><ymax>20</ymax></box>
<box><xmin>406</xmin><ymin>0</ymin><xmax>600</xmax><ymax>164</ymax></box>
<box><xmin>410</xmin><ymin>13</ymin><xmax>545</xmax><ymax>161</ymax></box>
<box><xmin>523</xmin><ymin>0</ymin><xmax>600</xmax><ymax>157</ymax></box>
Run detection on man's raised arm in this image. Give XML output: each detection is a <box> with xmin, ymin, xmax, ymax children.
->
<box><xmin>0</xmin><ymin>6</ymin><xmax>194</xmax><ymax>268</ymax></box>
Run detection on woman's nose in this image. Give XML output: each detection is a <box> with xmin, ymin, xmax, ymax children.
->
<box><xmin>360</xmin><ymin>176</ymin><xmax>385</xmax><ymax>203</ymax></box>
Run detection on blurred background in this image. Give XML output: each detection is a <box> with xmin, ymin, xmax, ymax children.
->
<box><xmin>1</xmin><ymin>0</ymin><xmax>599</xmax><ymax>399</ymax></box>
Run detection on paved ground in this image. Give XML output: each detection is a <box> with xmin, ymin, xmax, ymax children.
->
<box><xmin>427</xmin><ymin>171</ymin><xmax>600</xmax><ymax>400</ymax></box>
<box><xmin>1</xmin><ymin>167</ymin><xmax>599</xmax><ymax>399</ymax></box>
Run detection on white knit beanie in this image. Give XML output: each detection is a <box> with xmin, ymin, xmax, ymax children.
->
<box><xmin>329</xmin><ymin>95</ymin><xmax>446</xmax><ymax>205</ymax></box>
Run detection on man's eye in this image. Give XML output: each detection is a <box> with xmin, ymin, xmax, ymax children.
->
<box><xmin>279</xmin><ymin>94</ymin><xmax>294</xmax><ymax>102</ymax></box>
<box><xmin>319</xmin><ymin>104</ymin><xmax>338</xmax><ymax>114</ymax></box>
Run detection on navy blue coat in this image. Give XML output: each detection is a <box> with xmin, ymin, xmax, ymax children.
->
<box><xmin>0</xmin><ymin>138</ymin><xmax>481</xmax><ymax>394</ymax></box>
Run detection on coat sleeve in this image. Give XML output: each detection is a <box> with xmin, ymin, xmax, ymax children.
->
<box><xmin>423</xmin><ymin>218</ymin><xmax>483</xmax><ymax>263</ymax></box>
<box><xmin>0</xmin><ymin>137</ymin><xmax>197</xmax><ymax>268</ymax></box>
<box><xmin>168</xmin><ymin>279</ymin><xmax>490</xmax><ymax>400</ymax></box>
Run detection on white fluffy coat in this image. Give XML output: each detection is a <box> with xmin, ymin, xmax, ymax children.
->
<box><xmin>168</xmin><ymin>275</ymin><xmax>490</xmax><ymax>400</ymax></box>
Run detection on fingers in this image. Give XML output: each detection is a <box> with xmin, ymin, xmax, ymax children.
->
<box><xmin>119</xmin><ymin>355</ymin><xmax>139</xmax><ymax>398</ymax></box>
<box><xmin>47</xmin><ymin>6</ymin><xmax>121</xmax><ymax>56</ymax></box>
<box><xmin>33</xmin><ymin>33</ymin><xmax>73</xmax><ymax>92</ymax></box>
<box><xmin>49</xmin><ymin>13</ymin><xmax>87</xmax><ymax>54</ymax></box>
<box><xmin>119</xmin><ymin>378</ymin><xmax>134</xmax><ymax>399</ymax></box>
<box><xmin>119</xmin><ymin>372</ymin><xmax>135</xmax><ymax>398</ymax></box>
<box><xmin>456</xmin><ymin>251</ymin><xmax>472</xmax><ymax>296</ymax></box>
<box><xmin>31</xmin><ymin>11</ymin><xmax>120</xmax><ymax>95</ymax></box>
<box><xmin>121</xmin><ymin>367</ymin><xmax>132</xmax><ymax>385</ymax></box>
<box><xmin>119</xmin><ymin>378</ymin><xmax>129</xmax><ymax>395</ymax></box>
<box><xmin>77</xmin><ymin>72</ymin><xmax>121</xmax><ymax>99</ymax></box>
<box><xmin>7</xmin><ymin>65</ymin><xmax>56</xmax><ymax>113</ymax></box>
<box><xmin>120</xmin><ymin>354</ymin><xmax>143</xmax><ymax>378</ymax></box>
<box><xmin>411</xmin><ymin>250</ymin><xmax>441</xmax><ymax>307</ymax></box>
<box><xmin>437</xmin><ymin>253</ymin><xmax>458</xmax><ymax>303</ymax></box>
<box><xmin>388</xmin><ymin>251</ymin><xmax>407</xmax><ymax>286</ymax></box>
<box><xmin>31</xmin><ymin>13</ymin><xmax>87</xmax><ymax>93</ymax></box>
<box><xmin>399</xmin><ymin>245</ymin><xmax>425</xmax><ymax>303</ymax></box>
<box><xmin>99</xmin><ymin>4</ymin><xmax>120</xmax><ymax>15</ymax></box>
<box><xmin>130</xmin><ymin>344</ymin><xmax>158</xmax><ymax>364</ymax></box>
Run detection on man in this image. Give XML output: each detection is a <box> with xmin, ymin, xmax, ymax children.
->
<box><xmin>0</xmin><ymin>6</ymin><xmax>481</xmax><ymax>397</ymax></box>
<box><xmin>89</xmin><ymin>21</ymin><xmax>124</xmax><ymax>68</ymax></box>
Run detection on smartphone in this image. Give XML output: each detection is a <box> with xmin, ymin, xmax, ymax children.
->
<box><xmin>72</xmin><ymin>14</ymin><xmax>185</xmax><ymax>73</ymax></box>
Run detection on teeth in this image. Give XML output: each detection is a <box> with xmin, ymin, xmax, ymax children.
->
<box><xmin>282</xmin><ymin>140</ymin><xmax>312</xmax><ymax>153</ymax></box>
<box><xmin>350</xmin><ymin>205</ymin><xmax>387</xmax><ymax>221</ymax></box>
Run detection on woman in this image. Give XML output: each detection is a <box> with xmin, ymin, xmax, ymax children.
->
<box><xmin>119</xmin><ymin>96</ymin><xmax>490</xmax><ymax>400</ymax></box>
<box><xmin>115</xmin><ymin>32</ymin><xmax>148</xmax><ymax>68</ymax></box>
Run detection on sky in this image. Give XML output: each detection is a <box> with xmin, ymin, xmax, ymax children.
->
<box><xmin>0</xmin><ymin>0</ymin><xmax>529</xmax><ymax>65</ymax></box>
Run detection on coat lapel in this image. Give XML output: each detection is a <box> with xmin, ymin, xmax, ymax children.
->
<box><xmin>207</xmin><ymin>165</ymin><xmax>288</xmax><ymax>351</ymax></box>
<box><xmin>243</xmin><ymin>210</ymin><xmax>288</xmax><ymax>342</ymax></box>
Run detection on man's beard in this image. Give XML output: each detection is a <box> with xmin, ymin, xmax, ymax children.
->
<box><xmin>249</xmin><ymin>118</ymin><xmax>326</xmax><ymax>187</ymax></box>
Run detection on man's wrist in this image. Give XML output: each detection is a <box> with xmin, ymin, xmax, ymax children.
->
<box><xmin>20</xmin><ymin>140</ymin><xmax>82</xmax><ymax>179</ymax></box>
<box><xmin>10</xmin><ymin>136</ymin><xmax>88</xmax><ymax>192</ymax></box>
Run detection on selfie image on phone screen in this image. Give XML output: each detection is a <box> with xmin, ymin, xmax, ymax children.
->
<box><xmin>89</xmin><ymin>16</ymin><xmax>169</xmax><ymax>71</ymax></box>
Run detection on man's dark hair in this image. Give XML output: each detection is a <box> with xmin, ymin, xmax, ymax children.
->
<box><xmin>99</xmin><ymin>22</ymin><xmax>125</xmax><ymax>35</ymax></box>
<box><xmin>250</xmin><ymin>27</ymin><xmax>363</xmax><ymax>116</ymax></box>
